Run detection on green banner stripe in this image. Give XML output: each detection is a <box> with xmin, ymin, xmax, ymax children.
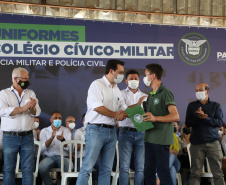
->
<box><xmin>0</xmin><ymin>23</ymin><xmax>85</xmax><ymax>42</ymax></box>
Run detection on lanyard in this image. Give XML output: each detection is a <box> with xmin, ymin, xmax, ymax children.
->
<box><xmin>12</xmin><ymin>90</ymin><xmax>24</xmax><ymax>107</ymax></box>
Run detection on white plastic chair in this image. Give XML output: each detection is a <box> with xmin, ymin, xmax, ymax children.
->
<box><xmin>60</xmin><ymin>139</ymin><xmax>92</xmax><ymax>185</ymax></box>
<box><xmin>15</xmin><ymin>140</ymin><xmax>42</xmax><ymax>185</ymax></box>
<box><xmin>128</xmin><ymin>169</ymin><xmax>135</xmax><ymax>185</ymax></box>
<box><xmin>111</xmin><ymin>141</ymin><xmax>119</xmax><ymax>185</ymax></box>
<box><xmin>187</xmin><ymin>143</ymin><xmax>214</xmax><ymax>184</ymax></box>
<box><xmin>177</xmin><ymin>172</ymin><xmax>182</xmax><ymax>185</ymax></box>
<box><xmin>111</xmin><ymin>142</ymin><xmax>135</xmax><ymax>185</ymax></box>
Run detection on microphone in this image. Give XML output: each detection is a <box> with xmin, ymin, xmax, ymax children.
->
<box><xmin>143</xmin><ymin>101</ymin><xmax>147</xmax><ymax>113</ymax></box>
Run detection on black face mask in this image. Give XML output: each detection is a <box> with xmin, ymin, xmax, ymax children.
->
<box><xmin>174</xmin><ymin>127</ymin><xmax>177</xmax><ymax>133</ymax></box>
<box><xmin>183</xmin><ymin>127</ymin><xmax>191</xmax><ymax>135</ymax></box>
<box><xmin>18</xmin><ymin>80</ymin><xmax>30</xmax><ymax>89</ymax></box>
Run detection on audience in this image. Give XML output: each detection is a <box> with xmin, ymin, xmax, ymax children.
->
<box><xmin>38</xmin><ymin>111</ymin><xmax>72</xmax><ymax>185</ymax></box>
<box><xmin>65</xmin><ymin>116</ymin><xmax>76</xmax><ymax>140</ymax></box>
<box><xmin>33</xmin><ymin>117</ymin><xmax>41</xmax><ymax>141</ymax></box>
<box><xmin>169</xmin><ymin>122</ymin><xmax>181</xmax><ymax>185</ymax></box>
<box><xmin>175</xmin><ymin>121</ymin><xmax>181</xmax><ymax>137</ymax></box>
<box><xmin>178</xmin><ymin>124</ymin><xmax>191</xmax><ymax>185</ymax></box>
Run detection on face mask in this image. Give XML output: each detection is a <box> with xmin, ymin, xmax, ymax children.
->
<box><xmin>219</xmin><ymin>130</ymin><xmax>223</xmax><ymax>137</ymax></box>
<box><xmin>196</xmin><ymin>91</ymin><xmax>206</xmax><ymax>101</ymax></box>
<box><xmin>114</xmin><ymin>74</ymin><xmax>124</xmax><ymax>84</ymax></box>
<box><xmin>34</xmin><ymin>122</ymin><xmax>39</xmax><ymax>129</ymax></box>
<box><xmin>53</xmin><ymin>119</ymin><xmax>62</xmax><ymax>128</ymax></box>
<box><xmin>143</xmin><ymin>76</ymin><xmax>152</xmax><ymax>86</ymax></box>
<box><xmin>68</xmin><ymin>123</ymin><xmax>76</xmax><ymax>130</ymax></box>
<box><xmin>174</xmin><ymin>127</ymin><xmax>177</xmax><ymax>133</ymax></box>
<box><xmin>128</xmin><ymin>80</ymin><xmax>139</xmax><ymax>90</ymax></box>
<box><xmin>18</xmin><ymin>80</ymin><xmax>30</xmax><ymax>89</ymax></box>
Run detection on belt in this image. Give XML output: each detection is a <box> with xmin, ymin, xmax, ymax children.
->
<box><xmin>3</xmin><ymin>130</ymin><xmax>33</xmax><ymax>136</ymax></box>
<box><xmin>89</xmin><ymin>123</ymin><xmax>115</xmax><ymax>129</ymax></box>
<box><xmin>120</xmin><ymin>127</ymin><xmax>138</xmax><ymax>132</ymax></box>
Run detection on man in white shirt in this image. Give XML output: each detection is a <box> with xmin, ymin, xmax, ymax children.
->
<box><xmin>118</xmin><ymin>69</ymin><xmax>147</xmax><ymax>185</ymax></box>
<box><xmin>33</xmin><ymin>117</ymin><xmax>41</xmax><ymax>141</ymax></box>
<box><xmin>76</xmin><ymin>59</ymin><xmax>128</xmax><ymax>185</ymax></box>
<box><xmin>65</xmin><ymin>116</ymin><xmax>76</xmax><ymax>140</ymax></box>
<box><xmin>0</xmin><ymin>67</ymin><xmax>41</xmax><ymax>185</ymax></box>
<box><xmin>38</xmin><ymin>111</ymin><xmax>72</xmax><ymax>185</ymax></box>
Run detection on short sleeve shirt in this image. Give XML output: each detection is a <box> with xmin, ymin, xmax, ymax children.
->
<box><xmin>85</xmin><ymin>76</ymin><xmax>127</xmax><ymax>125</ymax></box>
<box><xmin>143</xmin><ymin>83</ymin><xmax>176</xmax><ymax>145</ymax></box>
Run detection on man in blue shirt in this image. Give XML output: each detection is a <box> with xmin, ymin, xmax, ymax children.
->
<box><xmin>185</xmin><ymin>83</ymin><xmax>225</xmax><ymax>185</ymax></box>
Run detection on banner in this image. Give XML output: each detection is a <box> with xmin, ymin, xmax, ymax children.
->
<box><xmin>0</xmin><ymin>13</ymin><xmax>225</xmax><ymax>128</ymax></box>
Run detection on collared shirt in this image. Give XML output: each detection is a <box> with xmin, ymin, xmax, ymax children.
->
<box><xmin>119</xmin><ymin>87</ymin><xmax>147</xmax><ymax>128</ymax></box>
<box><xmin>144</xmin><ymin>83</ymin><xmax>176</xmax><ymax>145</ymax></box>
<box><xmin>40</xmin><ymin>125</ymin><xmax>71</xmax><ymax>157</ymax></box>
<box><xmin>185</xmin><ymin>99</ymin><xmax>223</xmax><ymax>145</ymax></box>
<box><xmin>71</xmin><ymin>128</ymin><xmax>76</xmax><ymax>140</ymax></box>
<box><xmin>85</xmin><ymin>75</ymin><xmax>127</xmax><ymax>125</ymax></box>
<box><xmin>74</xmin><ymin>127</ymin><xmax>86</xmax><ymax>158</ymax></box>
<box><xmin>0</xmin><ymin>86</ymin><xmax>41</xmax><ymax>132</ymax></box>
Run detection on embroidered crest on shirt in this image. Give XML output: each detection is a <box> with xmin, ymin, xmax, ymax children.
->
<box><xmin>154</xmin><ymin>98</ymin><xmax>159</xmax><ymax>105</ymax></box>
<box><xmin>134</xmin><ymin>114</ymin><xmax>143</xmax><ymax>123</ymax></box>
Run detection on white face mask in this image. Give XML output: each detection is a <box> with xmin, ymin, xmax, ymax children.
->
<box><xmin>128</xmin><ymin>80</ymin><xmax>139</xmax><ymax>90</ymax></box>
<box><xmin>34</xmin><ymin>122</ymin><xmax>39</xmax><ymax>129</ymax></box>
<box><xmin>68</xmin><ymin>123</ymin><xmax>76</xmax><ymax>130</ymax></box>
<box><xmin>143</xmin><ymin>76</ymin><xmax>152</xmax><ymax>86</ymax></box>
<box><xmin>196</xmin><ymin>91</ymin><xmax>206</xmax><ymax>101</ymax></box>
<box><xmin>114</xmin><ymin>74</ymin><xmax>124</xmax><ymax>84</ymax></box>
<box><xmin>219</xmin><ymin>130</ymin><xmax>223</xmax><ymax>137</ymax></box>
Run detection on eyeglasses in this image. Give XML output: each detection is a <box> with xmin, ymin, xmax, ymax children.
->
<box><xmin>16</xmin><ymin>77</ymin><xmax>29</xmax><ymax>80</ymax></box>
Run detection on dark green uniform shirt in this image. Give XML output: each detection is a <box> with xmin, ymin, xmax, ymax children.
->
<box><xmin>143</xmin><ymin>83</ymin><xmax>176</xmax><ymax>145</ymax></box>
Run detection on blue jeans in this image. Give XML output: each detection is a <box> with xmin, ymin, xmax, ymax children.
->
<box><xmin>118</xmin><ymin>128</ymin><xmax>144</xmax><ymax>185</ymax></box>
<box><xmin>38</xmin><ymin>155</ymin><xmax>72</xmax><ymax>185</ymax></box>
<box><xmin>144</xmin><ymin>142</ymin><xmax>173</xmax><ymax>185</ymax></box>
<box><xmin>169</xmin><ymin>153</ymin><xmax>181</xmax><ymax>185</ymax></box>
<box><xmin>3</xmin><ymin>132</ymin><xmax>34</xmax><ymax>185</ymax></box>
<box><xmin>76</xmin><ymin>124</ymin><xmax>117</xmax><ymax>185</ymax></box>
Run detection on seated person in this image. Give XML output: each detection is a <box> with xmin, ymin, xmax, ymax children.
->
<box><xmin>169</xmin><ymin>122</ymin><xmax>181</xmax><ymax>185</ymax></box>
<box><xmin>178</xmin><ymin>124</ymin><xmax>191</xmax><ymax>185</ymax></box>
<box><xmin>33</xmin><ymin>117</ymin><xmax>41</xmax><ymax>141</ymax></box>
<box><xmin>175</xmin><ymin>121</ymin><xmax>181</xmax><ymax>137</ymax></box>
<box><xmin>39</xmin><ymin>111</ymin><xmax>72</xmax><ymax>185</ymax></box>
<box><xmin>65</xmin><ymin>116</ymin><xmax>76</xmax><ymax>140</ymax></box>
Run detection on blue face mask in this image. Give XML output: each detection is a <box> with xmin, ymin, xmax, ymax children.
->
<box><xmin>53</xmin><ymin>119</ymin><xmax>62</xmax><ymax>128</ymax></box>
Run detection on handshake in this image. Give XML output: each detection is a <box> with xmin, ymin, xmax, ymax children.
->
<box><xmin>115</xmin><ymin>110</ymin><xmax>127</xmax><ymax>121</ymax></box>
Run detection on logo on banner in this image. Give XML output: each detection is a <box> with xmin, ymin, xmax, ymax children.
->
<box><xmin>178</xmin><ymin>33</ymin><xmax>210</xmax><ymax>65</ymax></box>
